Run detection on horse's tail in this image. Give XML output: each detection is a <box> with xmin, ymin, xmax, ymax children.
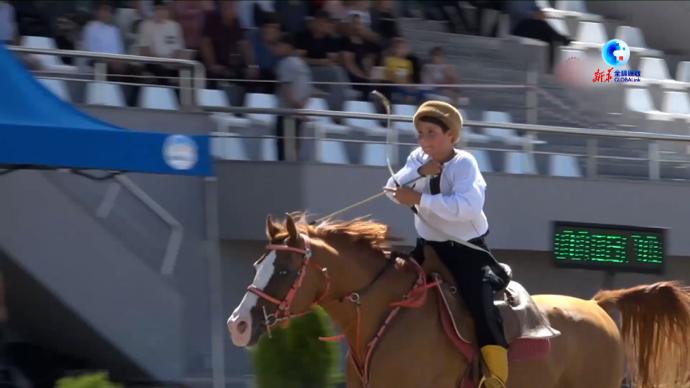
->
<box><xmin>593</xmin><ymin>281</ymin><xmax>690</xmax><ymax>388</ymax></box>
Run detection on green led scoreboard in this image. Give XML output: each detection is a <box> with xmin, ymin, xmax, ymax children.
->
<box><xmin>552</xmin><ymin>221</ymin><xmax>666</xmax><ymax>273</ymax></box>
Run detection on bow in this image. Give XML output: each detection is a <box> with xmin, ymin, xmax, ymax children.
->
<box><xmin>370</xmin><ymin>90</ymin><xmax>401</xmax><ymax>187</ymax></box>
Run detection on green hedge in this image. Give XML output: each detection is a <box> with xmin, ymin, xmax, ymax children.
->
<box><xmin>252</xmin><ymin>307</ymin><xmax>342</xmax><ymax>388</ymax></box>
<box><xmin>55</xmin><ymin>372</ymin><xmax>122</xmax><ymax>388</ymax></box>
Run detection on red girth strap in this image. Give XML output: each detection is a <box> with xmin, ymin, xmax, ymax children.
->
<box><xmin>338</xmin><ymin>258</ymin><xmax>433</xmax><ymax>386</ymax></box>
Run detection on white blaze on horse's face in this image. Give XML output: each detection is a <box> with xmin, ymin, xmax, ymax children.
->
<box><xmin>227</xmin><ymin>250</ymin><xmax>277</xmax><ymax>347</ymax></box>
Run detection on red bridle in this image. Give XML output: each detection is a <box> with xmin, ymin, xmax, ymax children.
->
<box><xmin>247</xmin><ymin>234</ymin><xmax>331</xmax><ymax>337</ymax></box>
<box><xmin>247</xmin><ymin>232</ymin><xmax>441</xmax><ymax>387</ymax></box>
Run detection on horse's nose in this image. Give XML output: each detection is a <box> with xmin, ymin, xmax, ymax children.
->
<box><xmin>236</xmin><ymin>320</ymin><xmax>248</xmax><ymax>335</ymax></box>
<box><xmin>227</xmin><ymin>310</ymin><xmax>252</xmax><ymax>347</ymax></box>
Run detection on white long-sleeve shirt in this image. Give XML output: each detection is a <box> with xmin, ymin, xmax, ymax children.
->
<box><xmin>82</xmin><ymin>21</ymin><xmax>124</xmax><ymax>54</ymax></box>
<box><xmin>385</xmin><ymin>147</ymin><xmax>489</xmax><ymax>242</ymax></box>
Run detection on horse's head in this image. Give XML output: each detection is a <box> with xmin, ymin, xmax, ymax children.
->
<box><xmin>227</xmin><ymin>213</ymin><xmax>333</xmax><ymax>347</ymax></box>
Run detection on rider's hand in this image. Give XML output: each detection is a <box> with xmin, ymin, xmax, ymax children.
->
<box><xmin>383</xmin><ymin>186</ymin><xmax>421</xmax><ymax>206</ymax></box>
<box><xmin>417</xmin><ymin>160</ymin><xmax>443</xmax><ymax>177</ymax></box>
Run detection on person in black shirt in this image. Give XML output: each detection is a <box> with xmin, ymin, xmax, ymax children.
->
<box><xmin>296</xmin><ymin>10</ymin><xmax>350</xmax><ymax>110</ymax></box>
<box><xmin>341</xmin><ymin>14</ymin><xmax>377</xmax><ymax>95</ymax></box>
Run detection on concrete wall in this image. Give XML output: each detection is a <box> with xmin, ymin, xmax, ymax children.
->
<box><xmin>216</xmin><ymin>161</ymin><xmax>690</xmax><ymax>256</ymax></box>
<box><xmin>0</xmin><ymin>171</ymin><xmax>184</xmax><ymax>380</ymax></box>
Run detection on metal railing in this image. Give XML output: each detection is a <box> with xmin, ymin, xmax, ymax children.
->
<box><xmin>7</xmin><ymin>46</ymin><xmax>205</xmax><ymax>109</ymax></box>
<box><xmin>206</xmin><ymin>106</ymin><xmax>690</xmax><ymax>181</ymax></box>
<box><xmin>96</xmin><ymin>176</ymin><xmax>184</xmax><ymax>275</ymax></box>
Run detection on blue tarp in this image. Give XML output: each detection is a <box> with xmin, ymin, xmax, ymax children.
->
<box><xmin>0</xmin><ymin>44</ymin><xmax>212</xmax><ymax>176</ymax></box>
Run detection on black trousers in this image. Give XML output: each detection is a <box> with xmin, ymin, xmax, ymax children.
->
<box><xmin>413</xmin><ymin>235</ymin><xmax>509</xmax><ymax>348</ymax></box>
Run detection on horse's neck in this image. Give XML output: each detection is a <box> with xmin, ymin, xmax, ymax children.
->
<box><xmin>319</xmin><ymin>243</ymin><xmax>418</xmax><ymax>361</ymax></box>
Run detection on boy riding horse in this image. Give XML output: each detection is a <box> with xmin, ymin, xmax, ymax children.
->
<box><xmin>384</xmin><ymin>100</ymin><xmax>510</xmax><ymax>388</ymax></box>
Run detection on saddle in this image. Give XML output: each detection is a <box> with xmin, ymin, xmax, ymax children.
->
<box><xmin>390</xmin><ymin>247</ymin><xmax>561</xmax><ymax>362</ymax></box>
<box><xmin>435</xmin><ymin>272</ymin><xmax>561</xmax><ymax>360</ymax></box>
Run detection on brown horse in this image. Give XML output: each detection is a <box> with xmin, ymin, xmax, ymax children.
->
<box><xmin>228</xmin><ymin>214</ymin><xmax>690</xmax><ymax>388</ymax></box>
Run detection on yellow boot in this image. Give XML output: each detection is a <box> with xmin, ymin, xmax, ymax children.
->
<box><xmin>479</xmin><ymin>345</ymin><xmax>508</xmax><ymax>388</ymax></box>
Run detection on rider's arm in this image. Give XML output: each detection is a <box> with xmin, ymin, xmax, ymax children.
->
<box><xmin>418</xmin><ymin>154</ymin><xmax>486</xmax><ymax>221</ymax></box>
<box><xmin>384</xmin><ymin>147</ymin><xmax>424</xmax><ymax>204</ymax></box>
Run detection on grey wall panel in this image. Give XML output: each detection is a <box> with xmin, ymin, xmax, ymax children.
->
<box><xmin>0</xmin><ymin>171</ymin><xmax>184</xmax><ymax>380</ymax></box>
<box><xmin>217</xmin><ymin>162</ymin><xmax>690</xmax><ymax>256</ymax></box>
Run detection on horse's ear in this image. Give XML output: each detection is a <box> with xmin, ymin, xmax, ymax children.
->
<box><xmin>285</xmin><ymin>213</ymin><xmax>299</xmax><ymax>241</ymax></box>
<box><xmin>266</xmin><ymin>215</ymin><xmax>280</xmax><ymax>241</ymax></box>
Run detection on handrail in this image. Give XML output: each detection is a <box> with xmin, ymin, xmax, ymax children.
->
<box><xmin>203</xmin><ymin>106</ymin><xmax>690</xmax><ymax>143</ymax></box>
<box><xmin>115</xmin><ymin>176</ymin><xmax>183</xmax><ymax>276</ymax></box>
<box><xmin>7</xmin><ymin>46</ymin><xmax>205</xmax><ymax>107</ymax></box>
<box><xmin>96</xmin><ymin>176</ymin><xmax>184</xmax><ymax>275</ymax></box>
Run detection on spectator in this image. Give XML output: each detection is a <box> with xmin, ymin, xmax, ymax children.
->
<box><xmin>237</xmin><ymin>0</ymin><xmax>274</xmax><ymax>30</ymax></box>
<box><xmin>421</xmin><ymin>46</ymin><xmax>462</xmax><ymax>104</ymax></box>
<box><xmin>139</xmin><ymin>1</ymin><xmax>186</xmax><ymax>58</ymax></box>
<box><xmin>13</xmin><ymin>1</ymin><xmax>51</xmax><ymax>37</ymax></box>
<box><xmin>82</xmin><ymin>2</ymin><xmax>140</xmax><ymax>105</ymax></box>
<box><xmin>113</xmin><ymin>1</ymin><xmax>146</xmax><ymax>54</ymax></box>
<box><xmin>200</xmin><ymin>0</ymin><xmax>258</xmax><ymax>89</ymax></box>
<box><xmin>344</xmin><ymin>0</ymin><xmax>371</xmax><ymax>26</ymax></box>
<box><xmin>83</xmin><ymin>3</ymin><xmax>125</xmax><ymax>56</ymax></box>
<box><xmin>53</xmin><ymin>14</ymin><xmax>81</xmax><ymax>59</ymax></box>
<box><xmin>0</xmin><ymin>1</ymin><xmax>16</xmax><ymax>44</ymax></box>
<box><xmin>172</xmin><ymin>0</ymin><xmax>210</xmax><ymax>52</ymax></box>
<box><xmin>274</xmin><ymin>34</ymin><xmax>312</xmax><ymax>161</ymax></box>
<box><xmin>297</xmin><ymin>10</ymin><xmax>351</xmax><ymax>110</ymax></box>
<box><xmin>341</xmin><ymin>2</ymin><xmax>381</xmax><ymax>47</ymax></box>
<box><xmin>138</xmin><ymin>0</ymin><xmax>187</xmax><ymax>85</ymax></box>
<box><xmin>341</xmin><ymin>14</ymin><xmax>377</xmax><ymax>95</ymax></box>
<box><xmin>384</xmin><ymin>38</ymin><xmax>413</xmax><ymax>84</ymax></box>
<box><xmin>507</xmin><ymin>0</ymin><xmax>571</xmax><ymax>71</ymax></box>
<box><xmin>249</xmin><ymin>12</ymin><xmax>281</xmax><ymax>92</ymax></box>
<box><xmin>274</xmin><ymin>0</ymin><xmax>309</xmax><ymax>35</ymax></box>
<box><xmin>383</xmin><ymin>37</ymin><xmax>423</xmax><ymax>103</ymax></box>
<box><xmin>137</xmin><ymin>0</ymin><xmax>155</xmax><ymax>19</ymax></box>
<box><xmin>370</xmin><ymin>0</ymin><xmax>399</xmax><ymax>48</ymax></box>
<box><xmin>297</xmin><ymin>11</ymin><xmax>340</xmax><ymax>67</ymax></box>
<box><xmin>322</xmin><ymin>0</ymin><xmax>347</xmax><ymax>20</ymax></box>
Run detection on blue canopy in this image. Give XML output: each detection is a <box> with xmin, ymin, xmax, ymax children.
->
<box><xmin>0</xmin><ymin>44</ymin><xmax>212</xmax><ymax>176</ymax></box>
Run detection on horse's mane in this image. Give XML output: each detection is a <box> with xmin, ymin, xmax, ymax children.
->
<box><xmin>270</xmin><ymin>212</ymin><xmax>399</xmax><ymax>252</ymax></box>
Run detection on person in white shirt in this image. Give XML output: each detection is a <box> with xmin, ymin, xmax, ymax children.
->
<box><xmin>384</xmin><ymin>100</ymin><xmax>510</xmax><ymax>388</ymax></box>
<box><xmin>82</xmin><ymin>3</ymin><xmax>125</xmax><ymax>55</ymax></box>
<box><xmin>82</xmin><ymin>2</ymin><xmax>142</xmax><ymax>106</ymax></box>
<box><xmin>138</xmin><ymin>1</ymin><xmax>185</xmax><ymax>58</ymax></box>
<box><xmin>138</xmin><ymin>0</ymin><xmax>188</xmax><ymax>85</ymax></box>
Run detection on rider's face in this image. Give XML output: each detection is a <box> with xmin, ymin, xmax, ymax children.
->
<box><xmin>417</xmin><ymin>121</ymin><xmax>454</xmax><ymax>160</ymax></box>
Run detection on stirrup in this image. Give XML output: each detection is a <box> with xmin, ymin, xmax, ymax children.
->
<box><xmin>479</xmin><ymin>375</ymin><xmax>506</xmax><ymax>388</ymax></box>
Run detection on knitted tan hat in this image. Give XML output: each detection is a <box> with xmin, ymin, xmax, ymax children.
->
<box><xmin>413</xmin><ymin>100</ymin><xmax>463</xmax><ymax>144</ymax></box>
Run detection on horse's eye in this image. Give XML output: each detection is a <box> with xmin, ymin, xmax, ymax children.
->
<box><xmin>279</xmin><ymin>269</ymin><xmax>289</xmax><ymax>276</ymax></box>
